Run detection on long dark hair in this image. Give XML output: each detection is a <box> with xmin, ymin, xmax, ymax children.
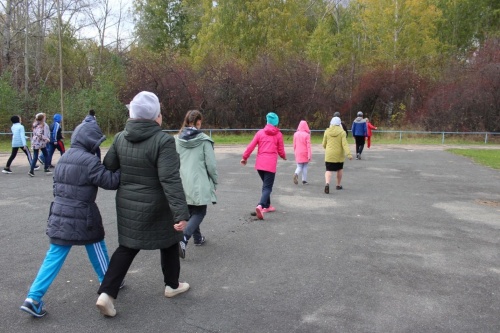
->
<box><xmin>179</xmin><ymin>110</ymin><xmax>203</xmax><ymax>133</ymax></box>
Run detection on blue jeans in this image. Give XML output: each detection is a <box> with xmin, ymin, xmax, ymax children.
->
<box><xmin>31</xmin><ymin>148</ymin><xmax>49</xmax><ymax>172</ymax></box>
<box><xmin>257</xmin><ymin>170</ymin><xmax>276</xmax><ymax>209</ymax></box>
<box><xmin>184</xmin><ymin>205</ymin><xmax>207</xmax><ymax>243</ymax></box>
<box><xmin>27</xmin><ymin>241</ymin><xmax>109</xmax><ymax>302</ymax></box>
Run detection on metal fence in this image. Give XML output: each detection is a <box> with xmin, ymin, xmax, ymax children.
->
<box><xmin>2</xmin><ymin>129</ymin><xmax>499</xmax><ymax>144</ymax></box>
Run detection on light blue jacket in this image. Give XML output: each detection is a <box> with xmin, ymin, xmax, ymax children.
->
<box><xmin>11</xmin><ymin>123</ymin><xmax>27</xmax><ymax>147</ymax></box>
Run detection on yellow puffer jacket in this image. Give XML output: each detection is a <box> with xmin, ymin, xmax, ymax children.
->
<box><xmin>322</xmin><ymin>125</ymin><xmax>352</xmax><ymax>162</ymax></box>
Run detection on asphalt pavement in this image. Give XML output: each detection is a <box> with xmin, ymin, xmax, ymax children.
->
<box><xmin>1</xmin><ymin>144</ymin><xmax>500</xmax><ymax>333</ymax></box>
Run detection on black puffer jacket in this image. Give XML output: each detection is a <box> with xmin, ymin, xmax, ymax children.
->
<box><xmin>46</xmin><ymin>121</ymin><xmax>120</xmax><ymax>246</ymax></box>
<box><xmin>103</xmin><ymin>119</ymin><xmax>189</xmax><ymax>250</ymax></box>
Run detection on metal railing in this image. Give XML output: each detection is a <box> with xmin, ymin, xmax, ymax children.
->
<box><xmin>1</xmin><ymin>129</ymin><xmax>499</xmax><ymax>144</ymax></box>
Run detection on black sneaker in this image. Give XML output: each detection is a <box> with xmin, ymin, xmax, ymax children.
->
<box><xmin>336</xmin><ymin>185</ymin><xmax>343</xmax><ymax>190</ymax></box>
<box><xmin>20</xmin><ymin>299</ymin><xmax>47</xmax><ymax>318</ymax></box>
<box><xmin>302</xmin><ymin>181</ymin><xmax>308</xmax><ymax>185</ymax></box>
<box><xmin>356</xmin><ymin>153</ymin><xmax>360</xmax><ymax>160</ymax></box>
<box><xmin>28</xmin><ymin>171</ymin><xmax>35</xmax><ymax>177</ymax></box>
<box><xmin>324</xmin><ymin>184</ymin><xmax>329</xmax><ymax>194</ymax></box>
<box><xmin>194</xmin><ymin>236</ymin><xmax>206</xmax><ymax>246</ymax></box>
<box><xmin>2</xmin><ymin>168</ymin><xmax>12</xmax><ymax>174</ymax></box>
<box><xmin>34</xmin><ymin>165</ymin><xmax>40</xmax><ymax>171</ymax></box>
<box><xmin>179</xmin><ymin>241</ymin><xmax>186</xmax><ymax>259</ymax></box>
<box><xmin>44</xmin><ymin>169</ymin><xmax>52</xmax><ymax>173</ymax></box>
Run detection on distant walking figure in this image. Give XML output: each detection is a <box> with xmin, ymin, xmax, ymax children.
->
<box><xmin>351</xmin><ymin>111</ymin><xmax>367</xmax><ymax>160</ymax></box>
<box><xmin>241</xmin><ymin>112</ymin><xmax>286</xmax><ymax>220</ymax></box>
<box><xmin>293</xmin><ymin>120</ymin><xmax>312</xmax><ymax>185</ymax></box>
<box><xmin>29</xmin><ymin>113</ymin><xmax>51</xmax><ymax>177</ymax></box>
<box><xmin>323</xmin><ymin>117</ymin><xmax>352</xmax><ymax>194</ymax></box>
<box><xmin>365</xmin><ymin>118</ymin><xmax>378</xmax><ymax>148</ymax></box>
<box><xmin>3</xmin><ymin>116</ymin><xmax>37</xmax><ymax>174</ymax></box>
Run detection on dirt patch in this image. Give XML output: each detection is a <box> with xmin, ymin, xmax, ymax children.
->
<box><xmin>475</xmin><ymin>199</ymin><xmax>500</xmax><ymax>207</ymax></box>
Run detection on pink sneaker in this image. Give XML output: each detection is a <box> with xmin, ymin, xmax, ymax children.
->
<box><xmin>262</xmin><ymin>206</ymin><xmax>276</xmax><ymax>213</ymax></box>
<box><xmin>255</xmin><ymin>205</ymin><xmax>264</xmax><ymax>220</ymax></box>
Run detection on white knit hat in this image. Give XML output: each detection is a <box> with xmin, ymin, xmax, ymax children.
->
<box><xmin>127</xmin><ymin>91</ymin><xmax>161</xmax><ymax>120</ymax></box>
<box><xmin>330</xmin><ymin>116</ymin><xmax>341</xmax><ymax>126</ymax></box>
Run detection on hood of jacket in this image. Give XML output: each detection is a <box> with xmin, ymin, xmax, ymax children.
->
<box><xmin>325</xmin><ymin>125</ymin><xmax>345</xmax><ymax>138</ymax></box>
<box><xmin>296</xmin><ymin>120</ymin><xmax>310</xmax><ymax>133</ymax></box>
<box><xmin>263</xmin><ymin>124</ymin><xmax>281</xmax><ymax>136</ymax></box>
<box><xmin>54</xmin><ymin>113</ymin><xmax>62</xmax><ymax>123</ymax></box>
<box><xmin>123</xmin><ymin>119</ymin><xmax>162</xmax><ymax>144</ymax></box>
<box><xmin>71</xmin><ymin>120</ymin><xmax>105</xmax><ymax>153</ymax></box>
<box><xmin>83</xmin><ymin>115</ymin><xmax>96</xmax><ymax>124</ymax></box>
<box><xmin>176</xmin><ymin>127</ymin><xmax>213</xmax><ymax>148</ymax></box>
<box><xmin>353</xmin><ymin>117</ymin><xmax>366</xmax><ymax>124</ymax></box>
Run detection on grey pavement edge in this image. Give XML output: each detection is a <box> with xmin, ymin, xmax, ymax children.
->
<box><xmin>1</xmin><ymin>144</ymin><xmax>500</xmax><ymax>333</ymax></box>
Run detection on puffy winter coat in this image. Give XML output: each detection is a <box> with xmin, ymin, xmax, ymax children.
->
<box><xmin>351</xmin><ymin>117</ymin><xmax>367</xmax><ymax>137</ymax></box>
<box><xmin>103</xmin><ymin>119</ymin><xmax>190</xmax><ymax>250</ymax></box>
<box><xmin>47</xmin><ymin>120</ymin><xmax>120</xmax><ymax>246</ymax></box>
<box><xmin>242</xmin><ymin>124</ymin><xmax>286</xmax><ymax>173</ymax></box>
<box><xmin>323</xmin><ymin>125</ymin><xmax>352</xmax><ymax>163</ymax></box>
<box><xmin>293</xmin><ymin>121</ymin><xmax>312</xmax><ymax>164</ymax></box>
<box><xmin>175</xmin><ymin>127</ymin><xmax>218</xmax><ymax>205</ymax></box>
<box><xmin>11</xmin><ymin>123</ymin><xmax>27</xmax><ymax>147</ymax></box>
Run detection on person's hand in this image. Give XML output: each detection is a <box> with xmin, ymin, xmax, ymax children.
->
<box><xmin>348</xmin><ymin>155</ymin><xmax>353</xmax><ymax>160</ymax></box>
<box><xmin>240</xmin><ymin>159</ymin><xmax>247</xmax><ymax>166</ymax></box>
<box><xmin>174</xmin><ymin>220</ymin><xmax>187</xmax><ymax>231</ymax></box>
<box><xmin>54</xmin><ymin>141</ymin><xmax>58</xmax><ymax>145</ymax></box>
<box><xmin>282</xmin><ymin>157</ymin><xmax>287</xmax><ymax>161</ymax></box>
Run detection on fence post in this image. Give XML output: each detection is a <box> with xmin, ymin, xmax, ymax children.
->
<box><xmin>209</xmin><ymin>129</ymin><xmax>212</xmax><ymax>138</ymax></box>
<box><xmin>442</xmin><ymin>132</ymin><xmax>445</xmax><ymax>144</ymax></box>
<box><xmin>485</xmin><ymin>132</ymin><xmax>488</xmax><ymax>144</ymax></box>
<box><xmin>399</xmin><ymin>131</ymin><xmax>402</xmax><ymax>142</ymax></box>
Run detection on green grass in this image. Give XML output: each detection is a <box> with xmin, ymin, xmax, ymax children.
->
<box><xmin>447</xmin><ymin>149</ymin><xmax>500</xmax><ymax>169</ymax></box>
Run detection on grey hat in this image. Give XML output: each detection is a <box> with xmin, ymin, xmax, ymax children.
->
<box><xmin>333</xmin><ymin>112</ymin><xmax>340</xmax><ymax>117</ymax></box>
<box><xmin>127</xmin><ymin>91</ymin><xmax>161</xmax><ymax>120</ymax></box>
<box><xmin>357</xmin><ymin>111</ymin><xmax>363</xmax><ymax>117</ymax></box>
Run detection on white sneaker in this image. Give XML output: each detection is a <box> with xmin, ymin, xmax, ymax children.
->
<box><xmin>96</xmin><ymin>293</ymin><xmax>116</xmax><ymax>317</ymax></box>
<box><xmin>164</xmin><ymin>282</ymin><xmax>190</xmax><ymax>298</ymax></box>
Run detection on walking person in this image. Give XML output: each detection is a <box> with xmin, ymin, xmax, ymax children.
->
<box><xmin>351</xmin><ymin>111</ymin><xmax>367</xmax><ymax>160</ymax></box>
<box><xmin>365</xmin><ymin>118</ymin><xmax>378</xmax><ymax>149</ymax></box>
<box><xmin>42</xmin><ymin>113</ymin><xmax>65</xmax><ymax>168</ymax></box>
<box><xmin>293</xmin><ymin>120</ymin><xmax>312</xmax><ymax>185</ymax></box>
<box><xmin>334</xmin><ymin>112</ymin><xmax>349</xmax><ymax>138</ymax></box>
<box><xmin>240</xmin><ymin>112</ymin><xmax>286</xmax><ymax>220</ymax></box>
<box><xmin>29</xmin><ymin>113</ymin><xmax>51</xmax><ymax>177</ymax></box>
<box><xmin>96</xmin><ymin>91</ymin><xmax>190</xmax><ymax>317</ymax></box>
<box><xmin>323</xmin><ymin>117</ymin><xmax>352</xmax><ymax>194</ymax></box>
<box><xmin>175</xmin><ymin>110</ymin><xmax>218</xmax><ymax>259</ymax></box>
<box><xmin>19</xmin><ymin>119</ymin><xmax>120</xmax><ymax>317</ymax></box>
<box><xmin>2</xmin><ymin>115</ymin><xmax>38</xmax><ymax>174</ymax></box>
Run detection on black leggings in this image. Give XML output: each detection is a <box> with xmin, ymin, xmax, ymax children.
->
<box><xmin>98</xmin><ymin>243</ymin><xmax>180</xmax><ymax>299</ymax></box>
<box><xmin>354</xmin><ymin>136</ymin><xmax>366</xmax><ymax>155</ymax></box>
<box><xmin>6</xmin><ymin>146</ymin><xmax>33</xmax><ymax>168</ymax></box>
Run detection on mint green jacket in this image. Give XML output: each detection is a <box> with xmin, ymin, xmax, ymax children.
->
<box><xmin>175</xmin><ymin>130</ymin><xmax>218</xmax><ymax>205</ymax></box>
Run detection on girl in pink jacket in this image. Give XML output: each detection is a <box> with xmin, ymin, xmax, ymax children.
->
<box><xmin>241</xmin><ymin>112</ymin><xmax>286</xmax><ymax>220</ymax></box>
<box><xmin>293</xmin><ymin>120</ymin><xmax>312</xmax><ymax>185</ymax></box>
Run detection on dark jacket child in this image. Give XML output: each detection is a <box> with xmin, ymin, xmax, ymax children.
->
<box><xmin>351</xmin><ymin>111</ymin><xmax>368</xmax><ymax>160</ymax></box>
<box><xmin>43</xmin><ymin>113</ymin><xmax>65</xmax><ymax>167</ymax></box>
<box><xmin>19</xmin><ymin>119</ymin><xmax>120</xmax><ymax>318</ymax></box>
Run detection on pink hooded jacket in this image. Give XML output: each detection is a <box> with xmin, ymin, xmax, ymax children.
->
<box><xmin>242</xmin><ymin>124</ymin><xmax>286</xmax><ymax>173</ymax></box>
<box><xmin>293</xmin><ymin>121</ymin><xmax>311</xmax><ymax>163</ymax></box>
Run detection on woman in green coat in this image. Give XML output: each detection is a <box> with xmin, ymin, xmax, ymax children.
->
<box><xmin>175</xmin><ymin>110</ymin><xmax>218</xmax><ymax>259</ymax></box>
<box><xmin>96</xmin><ymin>91</ymin><xmax>191</xmax><ymax>317</ymax></box>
